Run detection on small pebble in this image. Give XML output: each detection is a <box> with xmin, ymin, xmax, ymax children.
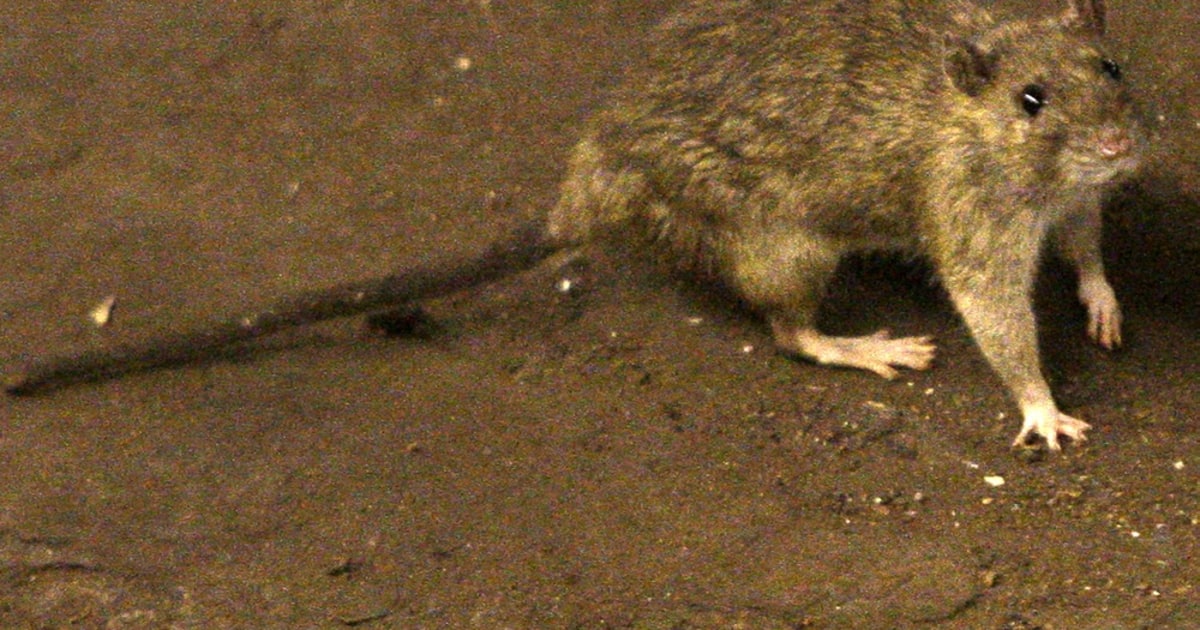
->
<box><xmin>88</xmin><ymin>295</ymin><xmax>117</xmax><ymax>327</ymax></box>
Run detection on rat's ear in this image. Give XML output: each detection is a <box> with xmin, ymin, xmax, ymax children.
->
<box><xmin>1062</xmin><ymin>0</ymin><xmax>1106</xmax><ymax>35</ymax></box>
<box><xmin>943</xmin><ymin>35</ymin><xmax>998</xmax><ymax>97</ymax></box>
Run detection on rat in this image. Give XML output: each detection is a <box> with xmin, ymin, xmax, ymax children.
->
<box><xmin>7</xmin><ymin>0</ymin><xmax>1141</xmax><ymax>451</ymax></box>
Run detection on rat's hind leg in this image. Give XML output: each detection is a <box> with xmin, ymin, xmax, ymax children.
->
<box><xmin>732</xmin><ymin>236</ymin><xmax>935</xmax><ymax>380</ymax></box>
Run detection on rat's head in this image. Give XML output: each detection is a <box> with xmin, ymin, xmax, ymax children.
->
<box><xmin>943</xmin><ymin>0</ymin><xmax>1141</xmax><ymax>187</ymax></box>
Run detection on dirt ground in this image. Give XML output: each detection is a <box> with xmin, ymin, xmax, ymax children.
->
<box><xmin>1</xmin><ymin>1</ymin><xmax>1196</xmax><ymax>628</ymax></box>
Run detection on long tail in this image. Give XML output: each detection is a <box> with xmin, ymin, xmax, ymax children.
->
<box><xmin>5</xmin><ymin>221</ymin><xmax>557</xmax><ymax>396</ymax></box>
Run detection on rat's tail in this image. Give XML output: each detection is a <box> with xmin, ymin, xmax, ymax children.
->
<box><xmin>5</xmin><ymin>221</ymin><xmax>557</xmax><ymax>396</ymax></box>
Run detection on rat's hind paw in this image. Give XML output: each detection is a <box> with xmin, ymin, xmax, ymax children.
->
<box><xmin>772</xmin><ymin>325</ymin><xmax>936</xmax><ymax>380</ymax></box>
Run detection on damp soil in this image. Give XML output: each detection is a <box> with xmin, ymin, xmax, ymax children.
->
<box><xmin>1</xmin><ymin>1</ymin><xmax>1196</xmax><ymax>628</ymax></box>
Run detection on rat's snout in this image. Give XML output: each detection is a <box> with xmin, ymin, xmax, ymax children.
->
<box><xmin>1097</xmin><ymin>126</ymin><xmax>1135</xmax><ymax>159</ymax></box>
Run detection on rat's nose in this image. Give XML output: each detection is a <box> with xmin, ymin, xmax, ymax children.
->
<box><xmin>1097</xmin><ymin>127</ymin><xmax>1134</xmax><ymax>159</ymax></box>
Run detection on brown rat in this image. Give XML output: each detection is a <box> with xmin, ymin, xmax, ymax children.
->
<box><xmin>550</xmin><ymin>0</ymin><xmax>1140</xmax><ymax>449</ymax></box>
<box><xmin>8</xmin><ymin>0</ymin><xmax>1141</xmax><ymax>452</ymax></box>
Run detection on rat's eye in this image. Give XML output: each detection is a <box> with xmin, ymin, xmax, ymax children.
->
<box><xmin>1101</xmin><ymin>58</ymin><xmax>1122</xmax><ymax>80</ymax></box>
<box><xmin>1020</xmin><ymin>84</ymin><xmax>1047</xmax><ymax>116</ymax></box>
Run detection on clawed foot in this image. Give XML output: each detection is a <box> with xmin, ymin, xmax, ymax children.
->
<box><xmin>772</xmin><ymin>325</ymin><xmax>936</xmax><ymax>380</ymax></box>
<box><xmin>1079</xmin><ymin>276</ymin><xmax>1122</xmax><ymax>350</ymax></box>
<box><xmin>1011</xmin><ymin>407</ymin><xmax>1092</xmax><ymax>451</ymax></box>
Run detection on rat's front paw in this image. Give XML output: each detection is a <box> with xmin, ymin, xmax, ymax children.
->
<box><xmin>1012</xmin><ymin>407</ymin><xmax>1092</xmax><ymax>451</ymax></box>
<box><xmin>1079</xmin><ymin>275</ymin><xmax>1122</xmax><ymax>349</ymax></box>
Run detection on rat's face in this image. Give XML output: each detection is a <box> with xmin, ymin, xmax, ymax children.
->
<box><xmin>992</xmin><ymin>25</ymin><xmax>1142</xmax><ymax>187</ymax></box>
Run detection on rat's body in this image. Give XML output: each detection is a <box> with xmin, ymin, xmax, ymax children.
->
<box><xmin>549</xmin><ymin>0</ymin><xmax>1139</xmax><ymax>449</ymax></box>
<box><xmin>10</xmin><ymin>0</ymin><xmax>1141</xmax><ymax>450</ymax></box>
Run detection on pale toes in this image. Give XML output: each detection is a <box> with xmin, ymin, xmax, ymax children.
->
<box><xmin>1079</xmin><ymin>276</ymin><xmax>1122</xmax><ymax>349</ymax></box>
<box><xmin>773</xmin><ymin>327</ymin><xmax>937</xmax><ymax>380</ymax></box>
<box><xmin>1012</xmin><ymin>409</ymin><xmax>1093</xmax><ymax>451</ymax></box>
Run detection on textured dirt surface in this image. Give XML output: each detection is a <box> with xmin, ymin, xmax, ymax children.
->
<box><xmin>1</xmin><ymin>1</ymin><xmax>1196</xmax><ymax>628</ymax></box>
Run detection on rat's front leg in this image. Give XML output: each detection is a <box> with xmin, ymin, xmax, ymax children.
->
<box><xmin>1055</xmin><ymin>201</ymin><xmax>1122</xmax><ymax>349</ymax></box>
<box><xmin>939</xmin><ymin>245</ymin><xmax>1090</xmax><ymax>450</ymax></box>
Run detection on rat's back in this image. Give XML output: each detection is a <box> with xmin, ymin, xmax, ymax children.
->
<box><xmin>547</xmin><ymin>0</ymin><xmax>988</xmax><ymax>262</ymax></box>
